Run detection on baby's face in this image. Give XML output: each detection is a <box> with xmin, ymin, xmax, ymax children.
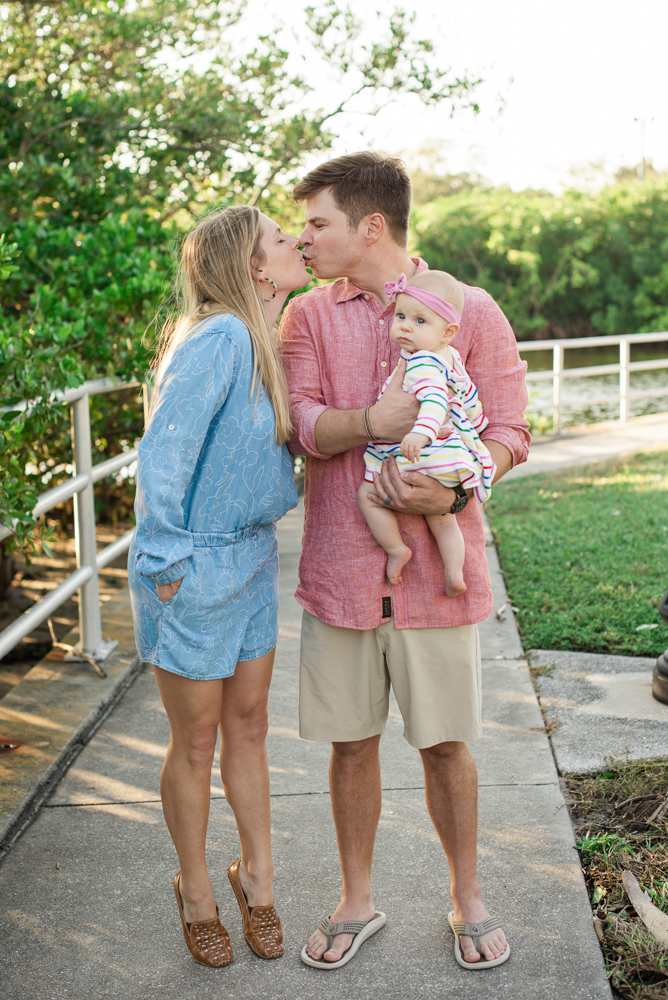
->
<box><xmin>390</xmin><ymin>293</ymin><xmax>455</xmax><ymax>353</ymax></box>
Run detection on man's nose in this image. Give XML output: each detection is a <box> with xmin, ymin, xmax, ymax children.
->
<box><xmin>299</xmin><ymin>228</ymin><xmax>312</xmax><ymax>246</ymax></box>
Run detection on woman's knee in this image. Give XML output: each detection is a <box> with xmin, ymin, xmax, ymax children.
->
<box><xmin>170</xmin><ymin>725</ymin><xmax>218</xmax><ymax>770</ymax></box>
<box><xmin>223</xmin><ymin>703</ymin><xmax>269</xmax><ymax>745</ymax></box>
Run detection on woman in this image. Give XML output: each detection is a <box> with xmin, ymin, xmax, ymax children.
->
<box><xmin>128</xmin><ymin>206</ymin><xmax>308</xmax><ymax>967</ymax></box>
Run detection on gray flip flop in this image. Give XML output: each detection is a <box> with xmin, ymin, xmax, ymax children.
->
<box><xmin>447</xmin><ymin>911</ymin><xmax>510</xmax><ymax>969</ymax></box>
<box><xmin>300</xmin><ymin>911</ymin><xmax>386</xmax><ymax>969</ymax></box>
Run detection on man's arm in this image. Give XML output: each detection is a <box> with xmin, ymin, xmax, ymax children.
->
<box><xmin>314</xmin><ymin>357</ymin><xmax>419</xmax><ymax>455</ymax></box>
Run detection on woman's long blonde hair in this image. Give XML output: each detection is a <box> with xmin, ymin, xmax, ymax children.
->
<box><xmin>154</xmin><ymin>205</ymin><xmax>292</xmax><ymax>443</ymax></box>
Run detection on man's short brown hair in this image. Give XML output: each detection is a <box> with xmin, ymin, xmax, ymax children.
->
<box><xmin>293</xmin><ymin>151</ymin><xmax>412</xmax><ymax>246</ymax></box>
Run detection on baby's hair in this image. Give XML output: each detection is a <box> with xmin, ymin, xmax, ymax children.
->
<box><xmin>407</xmin><ymin>271</ymin><xmax>464</xmax><ymax>315</ymax></box>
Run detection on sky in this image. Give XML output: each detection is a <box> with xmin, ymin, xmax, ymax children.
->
<box><xmin>228</xmin><ymin>0</ymin><xmax>668</xmax><ymax>191</ymax></box>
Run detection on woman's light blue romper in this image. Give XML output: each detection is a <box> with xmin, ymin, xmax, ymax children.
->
<box><xmin>128</xmin><ymin>313</ymin><xmax>298</xmax><ymax>680</ymax></box>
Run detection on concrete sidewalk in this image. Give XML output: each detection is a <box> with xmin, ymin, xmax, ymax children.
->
<box><xmin>0</xmin><ymin>503</ymin><xmax>611</xmax><ymax>1000</ymax></box>
<box><xmin>505</xmin><ymin>411</ymin><xmax>668</xmax><ymax>480</ymax></box>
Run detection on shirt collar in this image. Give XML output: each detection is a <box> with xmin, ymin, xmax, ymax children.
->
<box><xmin>336</xmin><ymin>257</ymin><xmax>429</xmax><ymax>304</ymax></box>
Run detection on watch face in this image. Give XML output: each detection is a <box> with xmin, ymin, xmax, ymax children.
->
<box><xmin>452</xmin><ymin>494</ymin><xmax>468</xmax><ymax>514</ymax></box>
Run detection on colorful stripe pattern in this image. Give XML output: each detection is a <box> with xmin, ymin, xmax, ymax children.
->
<box><xmin>363</xmin><ymin>348</ymin><xmax>496</xmax><ymax>503</ymax></box>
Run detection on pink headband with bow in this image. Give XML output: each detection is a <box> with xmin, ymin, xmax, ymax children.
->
<box><xmin>384</xmin><ymin>273</ymin><xmax>461</xmax><ymax>326</ymax></box>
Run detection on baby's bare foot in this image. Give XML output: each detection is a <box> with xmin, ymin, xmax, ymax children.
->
<box><xmin>386</xmin><ymin>544</ymin><xmax>412</xmax><ymax>585</ymax></box>
<box><xmin>445</xmin><ymin>574</ymin><xmax>467</xmax><ymax>598</ymax></box>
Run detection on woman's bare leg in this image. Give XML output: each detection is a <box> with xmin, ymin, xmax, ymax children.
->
<box><xmin>219</xmin><ymin>649</ymin><xmax>276</xmax><ymax>907</ymax></box>
<box><xmin>152</xmin><ymin>665</ymin><xmax>223</xmax><ymax>924</ymax></box>
<box><xmin>357</xmin><ymin>482</ymin><xmax>412</xmax><ymax>584</ymax></box>
<box><xmin>425</xmin><ymin>512</ymin><xmax>467</xmax><ymax>597</ymax></box>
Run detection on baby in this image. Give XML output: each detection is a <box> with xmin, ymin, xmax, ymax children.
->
<box><xmin>357</xmin><ymin>271</ymin><xmax>496</xmax><ymax>597</ymax></box>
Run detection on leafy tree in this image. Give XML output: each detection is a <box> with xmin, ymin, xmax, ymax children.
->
<box><xmin>413</xmin><ymin>174</ymin><xmax>668</xmax><ymax>339</ymax></box>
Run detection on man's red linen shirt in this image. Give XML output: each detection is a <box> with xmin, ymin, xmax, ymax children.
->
<box><xmin>278</xmin><ymin>258</ymin><xmax>530</xmax><ymax>631</ymax></box>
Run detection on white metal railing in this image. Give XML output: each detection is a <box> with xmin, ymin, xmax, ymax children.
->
<box><xmin>519</xmin><ymin>331</ymin><xmax>668</xmax><ymax>433</ymax></box>
<box><xmin>0</xmin><ymin>378</ymin><xmax>153</xmax><ymax>676</ymax></box>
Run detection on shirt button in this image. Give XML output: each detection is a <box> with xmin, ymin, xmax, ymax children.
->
<box><xmin>168</xmin><ymin>424</ymin><xmax>175</xmax><ymax>430</ymax></box>
<box><xmin>378</xmin><ymin>319</ymin><xmax>385</xmax><ymax>325</ymax></box>
<box><xmin>364</xmin><ymin>294</ymin><xmax>369</xmax><ymax>300</ymax></box>
<box><xmin>380</xmin><ymin>361</ymin><xmax>387</xmax><ymax>368</ymax></box>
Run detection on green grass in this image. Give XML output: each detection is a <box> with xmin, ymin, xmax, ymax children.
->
<box><xmin>486</xmin><ymin>449</ymin><xmax>668</xmax><ymax>656</ymax></box>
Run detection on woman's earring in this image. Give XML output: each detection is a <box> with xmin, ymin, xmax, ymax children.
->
<box><xmin>263</xmin><ymin>277</ymin><xmax>277</xmax><ymax>301</ymax></box>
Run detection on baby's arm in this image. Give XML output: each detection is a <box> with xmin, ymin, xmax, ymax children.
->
<box><xmin>405</xmin><ymin>358</ymin><xmax>451</xmax><ymax>444</ymax></box>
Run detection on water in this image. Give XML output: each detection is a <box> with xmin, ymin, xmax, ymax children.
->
<box><xmin>520</xmin><ymin>341</ymin><xmax>668</xmax><ymax>429</ymax></box>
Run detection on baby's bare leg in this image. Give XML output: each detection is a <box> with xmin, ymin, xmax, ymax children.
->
<box><xmin>425</xmin><ymin>512</ymin><xmax>467</xmax><ymax>597</ymax></box>
<box><xmin>357</xmin><ymin>481</ymin><xmax>412</xmax><ymax>585</ymax></box>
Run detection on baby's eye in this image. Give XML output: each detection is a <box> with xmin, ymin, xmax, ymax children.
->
<box><xmin>397</xmin><ymin>312</ymin><xmax>405</xmax><ymax>320</ymax></box>
<box><xmin>417</xmin><ymin>317</ymin><xmax>425</xmax><ymax>324</ymax></box>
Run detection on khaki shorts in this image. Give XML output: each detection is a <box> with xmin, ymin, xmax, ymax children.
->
<box><xmin>299</xmin><ymin>610</ymin><xmax>482</xmax><ymax>749</ymax></box>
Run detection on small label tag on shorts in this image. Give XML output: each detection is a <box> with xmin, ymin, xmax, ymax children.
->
<box><xmin>382</xmin><ymin>596</ymin><xmax>392</xmax><ymax>619</ymax></box>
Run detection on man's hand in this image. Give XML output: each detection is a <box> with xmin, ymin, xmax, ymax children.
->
<box><xmin>401</xmin><ymin>432</ymin><xmax>430</xmax><ymax>463</ymax></box>
<box><xmin>368</xmin><ymin>358</ymin><xmax>419</xmax><ymax>441</ymax></box>
<box><xmin>369</xmin><ymin>456</ymin><xmax>456</xmax><ymax>515</ymax></box>
<box><xmin>156</xmin><ymin>578</ymin><xmax>183</xmax><ymax>603</ymax></box>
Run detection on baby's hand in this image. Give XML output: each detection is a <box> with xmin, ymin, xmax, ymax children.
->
<box><xmin>401</xmin><ymin>432</ymin><xmax>430</xmax><ymax>463</ymax></box>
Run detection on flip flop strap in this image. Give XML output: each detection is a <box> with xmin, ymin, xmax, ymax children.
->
<box><xmin>318</xmin><ymin>916</ymin><xmax>369</xmax><ymax>951</ymax></box>
<box><xmin>452</xmin><ymin>916</ymin><xmax>502</xmax><ymax>956</ymax></box>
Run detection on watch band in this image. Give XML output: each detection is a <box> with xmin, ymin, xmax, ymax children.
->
<box><xmin>447</xmin><ymin>483</ymin><xmax>469</xmax><ymax>515</ymax></box>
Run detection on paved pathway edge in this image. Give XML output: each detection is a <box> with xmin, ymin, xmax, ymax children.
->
<box><xmin>0</xmin><ymin>585</ymin><xmax>141</xmax><ymax>860</ymax></box>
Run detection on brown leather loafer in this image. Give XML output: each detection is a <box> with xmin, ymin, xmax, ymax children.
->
<box><xmin>227</xmin><ymin>857</ymin><xmax>284</xmax><ymax>959</ymax></box>
<box><xmin>174</xmin><ymin>872</ymin><xmax>233</xmax><ymax>968</ymax></box>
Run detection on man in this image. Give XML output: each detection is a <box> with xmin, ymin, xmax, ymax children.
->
<box><xmin>279</xmin><ymin>152</ymin><xmax>529</xmax><ymax>969</ymax></box>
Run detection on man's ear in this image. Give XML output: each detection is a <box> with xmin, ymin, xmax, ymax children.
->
<box><xmin>362</xmin><ymin>212</ymin><xmax>386</xmax><ymax>246</ymax></box>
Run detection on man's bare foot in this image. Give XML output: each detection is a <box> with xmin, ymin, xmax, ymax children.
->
<box><xmin>453</xmin><ymin>898</ymin><xmax>507</xmax><ymax>964</ymax></box>
<box><xmin>386</xmin><ymin>543</ymin><xmax>412</xmax><ymax>585</ymax></box>
<box><xmin>445</xmin><ymin>574</ymin><xmax>466</xmax><ymax>598</ymax></box>
<box><xmin>305</xmin><ymin>899</ymin><xmax>375</xmax><ymax>964</ymax></box>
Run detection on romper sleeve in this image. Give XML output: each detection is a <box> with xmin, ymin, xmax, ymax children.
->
<box><xmin>278</xmin><ymin>296</ymin><xmax>332</xmax><ymax>460</ymax></box>
<box><xmin>134</xmin><ymin>323</ymin><xmax>238</xmax><ymax>584</ymax></box>
<box><xmin>406</xmin><ymin>356</ymin><xmax>451</xmax><ymax>445</ymax></box>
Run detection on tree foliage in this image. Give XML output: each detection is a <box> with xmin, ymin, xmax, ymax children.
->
<box><xmin>413</xmin><ymin>174</ymin><xmax>668</xmax><ymax>339</ymax></box>
<box><xmin>0</xmin><ymin>0</ymin><xmax>481</xmax><ymax>545</ymax></box>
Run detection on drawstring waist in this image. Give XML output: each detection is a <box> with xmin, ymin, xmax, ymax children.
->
<box><xmin>190</xmin><ymin>523</ymin><xmax>275</xmax><ymax>547</ymax></box>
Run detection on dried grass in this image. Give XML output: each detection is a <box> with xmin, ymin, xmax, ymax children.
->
<box><xmin>566</xmin><ymin>756</ymin><xmax>668</xmax><ymax>999</ymax></box>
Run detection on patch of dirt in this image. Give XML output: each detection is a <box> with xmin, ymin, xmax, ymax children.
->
<box><xmin>0</xmin><ymin>523</ymin><xmax>131</xmax><ymax>700</ymax></box>
<box><xmin>565</xmin><ymin>758</ymin><xmax>668</xmax><ymax>1000</ymax></box>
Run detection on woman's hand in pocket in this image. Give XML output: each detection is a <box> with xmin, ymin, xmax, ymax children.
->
<box><xmin>156</xmin><ymin>578</ymin><xmax>183</xmax><ymax>603</ymax></box>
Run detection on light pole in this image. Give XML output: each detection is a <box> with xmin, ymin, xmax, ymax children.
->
<box><xmin>634</xmin><ymin>117</ymin><xmax>654</xmax><ymax>181</ymax></box>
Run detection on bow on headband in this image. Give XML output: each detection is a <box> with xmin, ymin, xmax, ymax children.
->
<box><xmin>384</xmin><ymin>273</ymin><xmax>461</xmax><ymax>326</ymax></box>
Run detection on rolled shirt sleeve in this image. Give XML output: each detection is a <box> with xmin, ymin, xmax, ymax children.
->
<box><xmin>134</xmin><ymin>326</ymin><xmax>237</xmax><ymax>584</ymax></box>
<box><xmin>465</xmin><ymin>292</ymin><xmax>530</xmax><ymax>468</ymax></box>
<box><xmin>278</xmin><ymin>297</ymin><xmax>333</xmax><ymax>460</ymax></box>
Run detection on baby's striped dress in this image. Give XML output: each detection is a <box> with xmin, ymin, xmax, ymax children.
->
<box><xmin>363</xmin><ymin>347</ymin><xmax>496</xmax><ymax>503</ymax></box>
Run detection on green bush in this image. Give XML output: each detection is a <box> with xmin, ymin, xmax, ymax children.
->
<box><xmin>413</xmin><ymin>176</ymin><xmax>668</xmax><ymax>339</ymax></box>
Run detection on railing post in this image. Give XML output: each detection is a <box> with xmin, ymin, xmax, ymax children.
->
<box><xmin>69</xmin><ymin>394</ymin><xmax>116</xmax><ymax>663</ymax></box>
<box><xmin>619</xmin><ymin>338</ymin><xmax>630</xmax><ymax>423</ymax></box>
<box><xmin>552</xmin><ymin>343</ymin><xmax>564</xmax><ymax>434</ymax></box>
<box><xmin>142</xmin><ymin>382</ymin><xmax>155</xmax><ymax>427</ymax></box>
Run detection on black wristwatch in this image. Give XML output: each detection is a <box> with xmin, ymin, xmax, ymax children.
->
<box><xmin>446</xmin><ymin>484</ymin><xmax>469</xmax><ymax>515</ymax></box>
